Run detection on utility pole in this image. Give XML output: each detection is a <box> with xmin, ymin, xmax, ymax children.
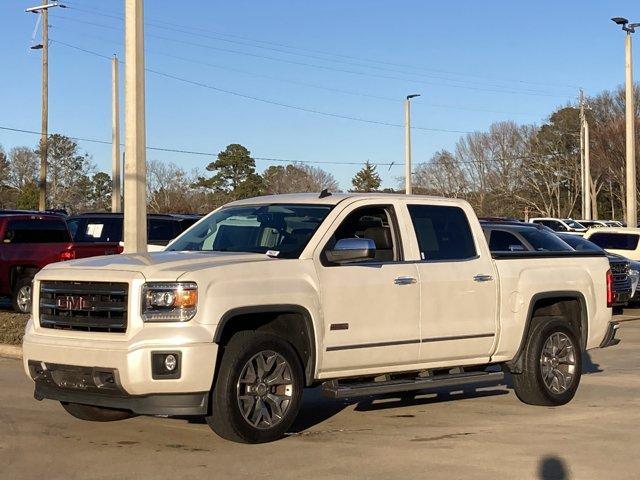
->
<box><xmin>404</xmin><ymin>94</ymin><xmax>420</xmax><ymax>195</ymax></box>
<box><xmin>579</xmin><ymin>90</ymin><xmax>585</xmax><ymax>219</ymax></box>
<box><xmin>26</xmin><ymin>1</ymin><xmax>65</xmax><ymax>210</ymax></box>
<box><xmin>579</xmin><ymin>90</ymin><xmax>592</xmax><ymax>220</ymax></box>
<box><xmin>612</xmin><ymin>17</ymin><xmax>639</xmax><ymax>227</ymax></box>
<box><xmin>124</xmin><ymin>0</ymin><xmax>148</xmax><ymax>253</ymax></box>
<box><xmin>111</xmin><ymin>55</ymin><xmax>122</xmax><ymax>213</ymax></box>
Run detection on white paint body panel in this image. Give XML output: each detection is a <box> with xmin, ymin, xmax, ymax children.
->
<box><xmin>23</xmin><ymin>193</ymin><xmax>613</xmax><ymax>396</ymax></box>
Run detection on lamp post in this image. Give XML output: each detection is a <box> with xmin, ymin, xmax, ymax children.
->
<box><xmin>404</xmin><ymin>94</ymin><xmax>420</xmax><ymax>195</ymax></box>
<box><xmin>25</xmin><ymin>1</ymin><xmax>66</xmax><ymax>210</ymax></box>
<box><xmin>612</xmin><ymin>17</ymin><xmax>639</xmax><ymax>226</ymax></box>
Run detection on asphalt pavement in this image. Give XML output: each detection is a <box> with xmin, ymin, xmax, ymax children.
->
<box><xmin>1</xmin><ymin>317</ymin><xmax>640</xmax><ymax>479</ymax></box>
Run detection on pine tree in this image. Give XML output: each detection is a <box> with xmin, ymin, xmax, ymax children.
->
<box><xmin>351</xmin><ymin>161</ymin><xmax>381</xmax><ymax>192</ymax></box>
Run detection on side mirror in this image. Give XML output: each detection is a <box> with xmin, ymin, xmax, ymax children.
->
<box><xmin>326</xmin><ymin>238</ymin><xmax>376</xmax><ymax>263</ymax></box>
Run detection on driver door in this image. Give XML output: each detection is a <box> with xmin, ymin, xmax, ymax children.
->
<box><xmin>315</xmin><ymin>201</ymin><xmax>421</xmax><ymax>374</ymax></box>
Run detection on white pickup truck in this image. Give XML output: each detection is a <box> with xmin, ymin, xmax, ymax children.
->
<box><xmin>23</xmin><ymin>193</ymin><xmax>618</xmax><ymax>443</ymax></box>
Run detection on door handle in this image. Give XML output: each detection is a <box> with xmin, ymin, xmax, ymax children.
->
<box><xmin>394</xmin><ymin>276</ymin><xmax>417</xmax><ymax>285</ymax></box>
<box><xmin>473</xmin><ymin>274</ymin><xmax>494</xmax><ymax>282</ymax></box>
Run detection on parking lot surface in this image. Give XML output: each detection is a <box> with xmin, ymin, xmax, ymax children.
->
<box><xmin>1</xmin><ymin>318</ymin><xmax>640</xmax><ymax>480</ymax></box>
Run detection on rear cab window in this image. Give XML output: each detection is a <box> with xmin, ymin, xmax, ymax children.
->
<box><xmin>488</xmin><ymin>230</ymin><xmax>526</xmax><ymax>252</ymax></box>
<box><xmin>3</xmin><ymin>218</ymin><xmax>71</xmax><ymax>244</ymax></box>
<box><xmin>588</xmin><ymin>232</ymin><xmax>640</xmax><ymax>251</ymax></box>
<box><xmin>71</xmin><ymin>217</ymin><xmax>123</xmax><ymax>243</ymax></box>
<box><xmin>407</xmin><ymin>204</ymin><xmax>476</xmax><ymax>261</ymax></box>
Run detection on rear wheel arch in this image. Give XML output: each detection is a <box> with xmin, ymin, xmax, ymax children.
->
<box><xmin>9</xmin><ymin>265</ymin><xmax>39</xmax><ymax>290</ymax></box>
<box><xmin>213</xmin><ymin>305</ymin><xmax>317</xmax><ymax>386</ymax></box>
<box><xmin>506</xmin><ymin>292</ymin><xmax>587</xmax><ymax>373</ymax></box>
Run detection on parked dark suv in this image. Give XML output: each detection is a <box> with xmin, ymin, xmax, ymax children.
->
<box><xmin>66</xmin><ymin>213</ymin><xmax>202</xmax><ymax>249</ymax></box>
<box><xmin>482</xmin><ymin>221</ymin><xmax>632</xmax><ymax>313</ymax></box>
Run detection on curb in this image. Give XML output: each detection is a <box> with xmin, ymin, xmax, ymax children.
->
<box><xmin>0</xmin><ymin>344</ymin><xmax>22</xmax><ymax>359</ymax></box>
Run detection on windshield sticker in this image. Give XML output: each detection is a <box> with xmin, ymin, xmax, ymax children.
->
<box><xmin>266</xmin><ymin>250</ymin><xmax>280</xmax><ymax>257</ymax></box>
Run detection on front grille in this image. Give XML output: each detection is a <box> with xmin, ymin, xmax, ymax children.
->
<box><xmin>39</xmin><ymin>281</ymin><xmax>128</xmax><ymax>333</ymax></box>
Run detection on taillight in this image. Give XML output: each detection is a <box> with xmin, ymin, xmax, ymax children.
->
<box><xmin>606</xmin><ymin>269</ymin><xmax>613</xmax><ymax>308</ymax></box>
<box><xmin>59</xmin><ymin>250</ymin><xmax>76</xmax><ymax>262</ymax></box>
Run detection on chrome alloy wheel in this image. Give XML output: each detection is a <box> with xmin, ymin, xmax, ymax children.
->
<box><xmin>236</xmin><ymin>350</ymin><xmax>294</xmax><ymax>429</ymax></box>
<box><xmin>16</xmin><ymin>285</ymin><xmax>32</xmax><ymax>313</ymax></box>
<box><xmin>540</xmin><ymin>331</ymin><xmax>577</xmax><ymax>394</ymax></box>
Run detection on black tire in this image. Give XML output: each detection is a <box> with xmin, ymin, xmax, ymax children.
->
<box><xmin>206</xmin><ymin>331</ymin><xmax>304</xmax><ymax>443</ymax></box>
<box><xmin>12</xmin><ymin>276</ymin><xmax>33</xmax><ymax>314</ymax></box>
<box><xmin>512</xmin><ymin>317</ymin><xmax>582</xmax><ymax>406</ymax></box>
<box><xmin>60</xmin><ymin>402</ymin><xmax>135</xmax><ymax>422</ymax></box>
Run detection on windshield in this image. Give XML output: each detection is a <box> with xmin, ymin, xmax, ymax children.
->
<box><xmin>562</xmin><ymin>219</ymin><xmax>586</xmax><ymax>229</ymax></box>
<box><xmin>557</xmin><ymin>234</ymin><xmax>603</xmax><ymax>252</ymax></box>
<box><xmin>167</xmin><ymin>204</ymin><xmax>332</xmax><ymax>258</ymax></box>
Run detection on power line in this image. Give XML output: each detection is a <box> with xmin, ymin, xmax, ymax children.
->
<box><xmin>0</xmin><ymin>125</ymin><xmax>400</xmax><ymax>166</ymax></box>
<box><xmin>50</xmin><ymin>14</ymin><xmax>573</xmax><ymax>99</ymax></box>
<box><xmin>50</xmin><ymin>39</ymin><xmax>475</xmax><ymax>134</ymax></box>
<box><xmin>60</xmin><ymin>1</ymin><xmax>579</xmax><ymax>91</ymax></box>
<box><xmin>53</xmin><ymin>29</ymin><xmax>548</xmax><ymax>117</ymax></box>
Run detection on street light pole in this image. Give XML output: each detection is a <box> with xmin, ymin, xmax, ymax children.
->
<box><xmin>404</xmin><ymin>94</ymin><xmax>420</xmax><ymax>195</ymax></box>
<box><xmin>625</xmin><ymin>31</ymin><xmax>637</xmax><ymax>227</ymax></box>
<box><xmin>124</xmin><ymin>0</ymin><xmax>148</xmax><ymax>253</ymax></box>
<box><xmin>612</xmin><ymin>17</ymin><xmax>639</xmax><ymax>226</ymax></box>
<box><xmin>26</xmin><ymin>1</ymin><xmax>65</xmax><ymax>211</ymax></box>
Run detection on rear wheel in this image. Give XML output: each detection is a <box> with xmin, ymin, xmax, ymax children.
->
<box><xmin>512</xmin><ymin>317</ymin><xmax>582</xmax><ymax>406</ymax></box>
<box><xmin>206</xmin><ymin>331</ymin><xmax>304</xmax><ymax>443</ymax></box>
<box><xmin>61</xmin><ymin>402</ymin><xmax>134</xmax><ymax>422</ymax></box>
<box><xmin>12</xmin><ymin>276</ymin><xmax>33</xmax><ymax>314</ymax></box>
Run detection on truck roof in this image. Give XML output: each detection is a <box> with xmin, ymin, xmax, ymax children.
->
<box><xmin>227</xmin><ymin>192</ymin><xmax>468</xmax><ymax>207</ymax></box>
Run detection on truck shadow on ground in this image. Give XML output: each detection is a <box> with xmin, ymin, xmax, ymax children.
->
<box><xmin>181</xmin><ymin>353</ymin><xmax>603</xmax><ymax>433</ymax></box>
<box><xmin>289</xmin><ymin>352</ymin><xmax>603</xmax><ymax>433</ymax></box>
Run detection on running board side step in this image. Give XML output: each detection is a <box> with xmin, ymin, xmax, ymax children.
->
<box><xmin>321</xmin><ymin>371</ymin><xmax>504</xmax><ymax>399</ymax></box>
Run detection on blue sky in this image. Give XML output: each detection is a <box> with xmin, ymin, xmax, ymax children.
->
<box><xmin>0</xmin><ymin>0</ymin><xmax>638</xmax><ymax>190</ymax></box>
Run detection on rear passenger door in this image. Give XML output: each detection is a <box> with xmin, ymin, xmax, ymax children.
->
<box><xmin>405</xmin><ymin>203</ymin><xmax>498</xmax><ymax>364</ymax></box>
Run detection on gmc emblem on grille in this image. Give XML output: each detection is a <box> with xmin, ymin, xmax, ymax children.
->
<box><xmin>56</xmin><ymin>295</ymin><xmax>88</xmax><ymax>311</ymax></box>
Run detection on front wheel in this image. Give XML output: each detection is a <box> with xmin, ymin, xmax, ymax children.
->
<box><xmin>206</xmin><ymin>331</ymin><xmax>304</xmax><ymax>443</ymax></box>
<box><xmin>512</xmin><ymin>317</ymin><xmax>582</xmax><ymax>406</ymax></box>
<box><xmin>61</xmin><ymin>402</ymin><xmax>134</xmax><ymax>422</ymax></box>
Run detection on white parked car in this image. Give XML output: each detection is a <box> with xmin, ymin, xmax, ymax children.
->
<box><xmin>577</xmin><ymin>220</ymin><xmax>622</xmax><ymax>229</ymax></box>
<box><xmin>23</xmin><ymin>193</ymin><xmax>616</xmax><ymax>443</ymax></box>
<box><xmin>529</xmin><ymin>217</ymin><xmax>587</xmax><ymax>235</ymax></box>
<box><xmin>584</xmin><ymin>227</ymin><xmax>640</xmax><ymax>261</ymax></box>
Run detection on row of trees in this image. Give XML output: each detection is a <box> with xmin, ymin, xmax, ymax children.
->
<box><xmin>410</xmin><ymin>84</ymin><xmax>640</xmax><ymax>219</ymax></box>
<box><xmin>0</xmin><ymin>135</ymin><xmax>112</xmax><ymax>212</ymax></box>
<box><xmin>0</xmin><ymin>139</ymin><xmax>349</xmax><ymax>214</ymax></box>
<box><xmin>1</xmin><ymin>84</ymin><xmax>638</xmax><ymax>218</ymax></box>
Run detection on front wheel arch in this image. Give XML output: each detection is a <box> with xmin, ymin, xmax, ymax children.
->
<box><xmin>213</xmin><ymin>305</ymin><xmax>317</xmax><ymax>386</ymax></box>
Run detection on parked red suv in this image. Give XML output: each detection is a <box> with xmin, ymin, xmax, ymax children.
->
<box><xmin>0</xmin><ymin>212</ymin><xmax>122</xmax><ymax>313</ymax></box>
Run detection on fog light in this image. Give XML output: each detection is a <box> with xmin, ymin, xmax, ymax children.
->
<box><xmin>151</xmin><ymin>352</ymin><xmax>181</xmax><ymax>379</ymax></box>
<box><xmin>164</xmin><ymin>354</ymin><xmax>177</xmax><ymax>371</ymax></box>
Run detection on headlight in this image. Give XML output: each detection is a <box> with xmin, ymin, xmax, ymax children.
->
<box><xmin>142</xmin><ymin>282</ymin><xmax>197</xmax><ymax>322</ymax></box>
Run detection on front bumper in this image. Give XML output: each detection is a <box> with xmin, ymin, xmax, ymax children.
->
<box><xmin>23</xmin><ymin>324</ymin><xmax>218</xmax><ymax>397</ymax></box>
<box><xmin>599</xmin><ymin>322</ymin><xmax>620</xmax><ymax>348</ymax></box>
<box><xmin>31</xmin><ymin>361</ymin><xmax>208</xmax><ymax>415</ymax></box>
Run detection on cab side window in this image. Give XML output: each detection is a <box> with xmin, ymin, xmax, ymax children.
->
<box><xmin>324</xmin><ymin>206</ymin><xmax>399</xmax><ymax>263</ymax></box>
<box><xmin>488</xmin><ymin>230</ymin><xmax>526</xmax><ymax>252</ymax></box>
<box><xmin>408</xmin><ymin>204</ymin><xmax>477</xmax><ymax>261</ymax></box>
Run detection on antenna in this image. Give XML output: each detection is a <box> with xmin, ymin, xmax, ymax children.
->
<box><xmin>319</xmin><ymin>188</ymin><xmax>332</xmax><ymax>198</ymax></box>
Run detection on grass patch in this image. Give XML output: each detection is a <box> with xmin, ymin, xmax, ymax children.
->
<box><xmin>0</xmin><ymin>310</ymin><xmax>28</xmax><ymax>345</ymax></box>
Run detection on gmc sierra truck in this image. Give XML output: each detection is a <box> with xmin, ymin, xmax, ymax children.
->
<box><xmin>22</xmin><ymin>193</ymin><xmax>617</xmax><ymax>443</ymax></box>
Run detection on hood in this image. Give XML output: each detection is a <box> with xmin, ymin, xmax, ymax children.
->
<box><xmin>44</xmin><ymin>251</ymin><xmax>273</xmax><ymax>280</ymax></box>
